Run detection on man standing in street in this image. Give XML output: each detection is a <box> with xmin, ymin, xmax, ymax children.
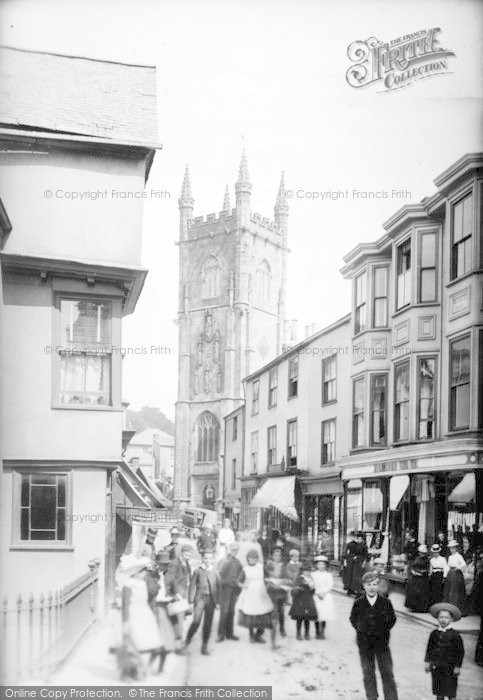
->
<box><xmin>185</xmin><ymin>549</ymin><xmax>220</xmax><ymax>655</ymax></box>
<box><xmin>165</xmin><ymin>543</ymin><xmax>193</xmax><ymax>640</ymax></box>
<box><xmin>217</xmin><ymin>541</ymin><xmax>243</xmax><ymax>642</ymax></box>
<box><xmin>165</xmin><ymin>526</ymin><xmax>183</xmax><ymax>561</ymax></box>
<box><xmin>350</xmin><ymin>571</ymin><xmax>398</xmax><ymax>700</ymax></box>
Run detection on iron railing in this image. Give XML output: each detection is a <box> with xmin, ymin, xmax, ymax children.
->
<box><xmin>0</xmin><ymin>559</ymin><xmax>100</xmax><ymax>683</ymax></box>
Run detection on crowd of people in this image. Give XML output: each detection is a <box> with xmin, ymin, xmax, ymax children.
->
<box><xmin>111</xmin><ymin>520</ymin><xmax>482</xmax><ymax>700</ymax></box>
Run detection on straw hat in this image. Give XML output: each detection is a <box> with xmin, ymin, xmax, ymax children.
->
<box><xmin>447</xmin><ymin>539</ymin><xmax>459</xmax><ymax>548</ymax></box>
<box><xmin>418</xmin><ymin>544</ymin><xmax>428</xmax><ymax>553</ymax></box>
<box><xmin>430</xmin><ymin>544</ymin><xmax>441</xmax><ymax>553</ymax></box>
<box><xmin>430</xmin><ymin>602</ymin><xmax>461</xmax><ymax>621</ymax></box>
<box><xmin>314</xmin><ymin>554</ymin><xmax>328</xmax><ymax>563</ymax></box>
<box><xmin>116</xmin><ymin>554</ymin><xmax>151</xmax><ymax>584</ymax></box>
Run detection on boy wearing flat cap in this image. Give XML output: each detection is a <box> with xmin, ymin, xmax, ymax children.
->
<box><xmin>425</xmin><ymin>602</ymin><xmax>465</xmax><ymax>700</ymax></box>
<box><xmin>350</xmin><ymin>571</ymin><xmax>398</xmax><ymax>700</ymax></box>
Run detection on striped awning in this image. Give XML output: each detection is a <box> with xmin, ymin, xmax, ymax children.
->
<box><xmin>250</xmin><ymin>475</ymin><xmax>298</xmax><ymax>521</ymax></box>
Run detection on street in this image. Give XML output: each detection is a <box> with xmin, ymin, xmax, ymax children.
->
<box><xmin>187</xmin><ymin>593</ymin><xmax>483</xmax><ymax>700</ymax></box>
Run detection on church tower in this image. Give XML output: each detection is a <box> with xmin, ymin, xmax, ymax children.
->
<box><xmin>174</xmin><ymin>153</ymin><xmax>288</xmax><ymax>506</ymax></box>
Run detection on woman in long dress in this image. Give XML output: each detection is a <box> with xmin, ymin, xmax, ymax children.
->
<box><xmin>311</xmin><ymin>554</ymin><xmax>336</xmax><ymax>639</ymax></box>
<box><xmin>429</xmin><ymin>544</ymin><xmax>449</xmax><ymax>606</ymax></box>
<box><xmin>443</xmin><ymin>539</ymin><xmax>467</xmax><ymax>613</ymax></box>
<box><xmin>348</xmin><ymin>532</ymin><xmax>368</xmax><ymax>595</ymax></box>
<box><xmin>342</xmin><ymin>530</ymin><xmax>357</xmax><ymax>591</ymax></box>
<box><xmin>238</xmin><ymin>549</ymin><xmax>274</xmax><ymax>646</ymax></box>
<box><xmin>405</xmin><ymin>544</ymin><xmax>430</xmax><ymax>612</ymax></box>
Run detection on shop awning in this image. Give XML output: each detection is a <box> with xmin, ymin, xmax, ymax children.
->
<box><xmin>448</xmin><ymin>473</ymin><xmax>475</xmax><ymax>503</ymax></box>
<box><xmin>389</xmin><ymin>474</ymin><xmax>410</xmax><ymax>510</ymax></box>
<box><xmin>250</xmin><ymin>475</ymin><xmax>298</xmax><ymax>521</ymax></box>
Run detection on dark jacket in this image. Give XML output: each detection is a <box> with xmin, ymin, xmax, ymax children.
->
<box><xmin>218</xmin><ymin>554</ymin><xmax>243</xmax><ymax>588</ymax></box>
<box><xmin>350</xmin><ymin>595</ymin><xmax>397</xmax><ymax>651</ymax></box>
<box><xmin>165</xmin><ymin>557</ymin><xmax>192</xmax><ymax>598</ymax></box>
<box><xmin>188</xmin><ymin>566</ymin><xmax>220</xmax><ymax>605</ymax></box>
<box><xmin>425</xmin><ymin>629</ymin><xmax>464</xmax><ymax>670</ymax></box>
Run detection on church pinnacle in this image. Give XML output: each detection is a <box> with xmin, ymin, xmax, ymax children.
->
<box><xmin>275</xmin><ymin>171</ymin><xmax>289</xmax><ymax>213</ymax></box>
<box><xmin>222</xmin><ymin>185</ymin><xmax>231</xmax><ymax>213</ymax></box>
<box><xmin>178</xmin><ymin>165</ymin><xmax>194</xmax><ymax>208</ymax></box>
<box><xmin>236</xmin><ymin>147</ymin><xmax>251</xmax><ymax>190</ymax></box>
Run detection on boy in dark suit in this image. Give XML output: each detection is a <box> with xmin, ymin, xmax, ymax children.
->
<box><xmin>350</xmin><ymin>571</ymin><xmax>398</xmax><ymax>700</ymax></box>
<box><xmin>217</xmin><ymin>541</ymin><xmax>243</xmax><ymax>642</ymax></box>
<box><xmin>185</xmin><ymin>549</ymin><xmax>220</xmax><ymax>655</ymax></box>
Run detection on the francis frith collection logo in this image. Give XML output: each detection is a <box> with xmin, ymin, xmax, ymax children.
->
<box><xmin>346</xmin><ymin>28</ymin><xmax>455</xmax><ymax>91</ymax></box>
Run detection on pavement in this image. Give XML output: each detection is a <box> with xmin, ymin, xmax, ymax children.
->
<box><xmin>43</xmin><ymin>623</ymin><xmax>188</xmax><ymax>686</ymax></box>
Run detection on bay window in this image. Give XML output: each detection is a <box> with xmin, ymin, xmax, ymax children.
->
<box><xmin>397</xmin><ymin>239</ymin><xmax>411</xmax><ymax>309</ymax></box>
<box><xmin>58</xmin><ymin>298</ymin><xmax>112</xmax><ymax>406</ymax></box>
<box><xmin>352</xmin><ymin>377</ymin><xmax>365</xmax><ymax>448</ymax></box>
<box><xmin>451</xmin><ymin>193</ymin><xmax>473</xmax><ymax>279</ymax></box>
<box><xmin>450</xmin><ymin>336</ymin><xmax>471</xmax><ymax>430</ymax></box>
<box><xmin>418</xmin><ymin>357</ymin><xmax>436</xmax><ymax>439</ymax></box>
<box><xmin>373</xmin><ymin>267</ymin><xmax>388</xmax><ymax>328</ymax></box>
<box><xmin>370</xmin><ymin>374</ymin><xmax>387</xmax><ymax>446</ymax></box>
<box><xmin>394</xmin><ymin>361</ymin><xmax>410</xmax><ymax>441</ymax></box>
<box><xmin>419</xmin><ymin>231</ymin><xmax>437</xmax><ymax>302</ymax></box>
<box><xmin>355</xmin><ymin>272</ymin><xmax>367</xmax><ymax>334</ymax></box>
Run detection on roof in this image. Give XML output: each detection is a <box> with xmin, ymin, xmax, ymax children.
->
<box><xmin>129</xmin><ymin>428</ymin><xmax>174</xmax><ymax>447</ymax></box>
<box><xmin>243</xmin><ymin>314</ymin><xmax>351</xmax><ymax>384</ymax></box>
<box><xmin>0</xmin><ymin>47</ymin><xmax>159</xmax><ymax>147</ymax></box>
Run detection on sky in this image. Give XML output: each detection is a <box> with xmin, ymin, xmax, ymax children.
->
<box><xmin>1</xmin><ymin>0</ymin><xmax>482</xmax><ymax>417</ymax></box>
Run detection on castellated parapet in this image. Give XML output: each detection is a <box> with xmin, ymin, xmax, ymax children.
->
<box><xmin>186</xmin><ymin>208</ymin><xmax>282</xmax><ymax>241</ymax></box>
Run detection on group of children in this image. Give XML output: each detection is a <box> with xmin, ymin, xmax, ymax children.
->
<box><xmin>236</xmin><ymin>546</ymin><xmax>336</xmax><ymax>648</ymax></box>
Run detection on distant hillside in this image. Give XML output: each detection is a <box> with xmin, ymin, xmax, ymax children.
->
<box><xmin>126</xmin><ymin>406</ymin><xmax>175</xmax><ymax>436</ymax></box>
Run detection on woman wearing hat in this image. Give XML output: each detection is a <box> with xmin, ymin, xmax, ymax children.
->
<box><xmin>406</xmin><ymin>544</ymin><xmax>430</xmax><ymax>613</ymax></box>
<box><xmin>115</xmin><ymin>554</ymin><xmax>164</xmax><ymax>679</ymax></box>
<box><xmin>429</xmin><ymin>544</ymin><xmax>449</xmax><ymax>606</ymax></box>
<box><xmin>237</xmin><ymin>549</ymin><xmax>275</xmax><ymax>646</ymax></box>
<box><xmin>443</xmin><ymin>540</ymin><xmax>467</xmax><ymax>614</ymax></box>
<box><xmin>347</xmin><ymin>531</ymin><xmax>368</xmax><ymax>596</ymax></box>
<box><xmin>311</xmin><ymin>554</ymin><xmax>336</xmax><ymax>639</ymax></box>
<box><xmin>424</xmin><ymin>602</ymin><xmax>465</xmax><ymax>700</ymax></box>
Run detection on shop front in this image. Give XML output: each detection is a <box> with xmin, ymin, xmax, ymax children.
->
<box><xmin>342</xmin><ymin>458</ymin><xmax>483</xmax><ymax>582</ymax></box>
<box><xmin>301</xmin><ymin>475</ymin><xmax>343</xmax><ymax>561</ymax></box>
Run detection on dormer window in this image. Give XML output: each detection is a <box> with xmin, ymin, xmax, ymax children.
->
<box><xmin>396</xmin><ymin>239</ymin><xmax>411</xmax><ymax>309</ymax></box>
<box><xmin>354</xmin><ymin>271</ymin><xmax>367</xmax><ymax>334</ymax></box>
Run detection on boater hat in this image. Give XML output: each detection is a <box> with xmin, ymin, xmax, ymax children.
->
<box><xmin>448</xmin><ymin>539</ymin><xmax>459</xmax><ymax>548</ymax></box>
<box><xmin>314</xmin><ymin>554</ymin><xmax>329</xmax><ymax>563</ymax></box>
<box><xmin>430</xmin><ymin>544</ymin><xmax>441</xmax><ymax>553</ymax></box>
<box><xmin>430</xmin><ymin>602</ymin><xmax>461</xmax><ymax>621</ymax></box>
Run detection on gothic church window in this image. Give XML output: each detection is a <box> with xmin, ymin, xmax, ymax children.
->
<box><xmin>196</xmin><ymin>411</ymin><xmax>220</xmax><ymax>462</ymax></box>
<box><xmin>201</xmin><ymin>256</ymin><xmax>221</xmax><ymax>299</ymax></box>
<box><xmin>256</xmin><ymin>259</ymin><xmax>271</xmax><ymax>302</ymax></box>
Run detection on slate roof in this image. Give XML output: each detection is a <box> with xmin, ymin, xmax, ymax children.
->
<box><xmin>0</xmin><ymin>46</ymin><xmax>158</xmax><ymax>146</ymax></box>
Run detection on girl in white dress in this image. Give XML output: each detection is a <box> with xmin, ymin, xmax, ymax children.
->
<box><xmin>116</xmin><ymin>554</ymin><xmax>163</xmax><ymax>679</ymax></box>
<box><xmin>311</xmin><ymin>554</ymin><xmax>336</xmax><ymax>639</ymax></box>
<box><xmin>238</xmin><ymin>549</ymin><xmax>274</xmax><ymax>645</ymax></box>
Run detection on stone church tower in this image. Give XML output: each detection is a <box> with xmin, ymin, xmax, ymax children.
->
<box><xmin>174</xmin><ymin>152</ymin><xmax>288</xmax><ymax>506</ymax></box>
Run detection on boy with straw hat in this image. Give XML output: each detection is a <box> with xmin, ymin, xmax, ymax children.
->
<box><xmin>425</xmin><ymin>602</ymin><xmax>465</xmax><ymax>700</ymax></box>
